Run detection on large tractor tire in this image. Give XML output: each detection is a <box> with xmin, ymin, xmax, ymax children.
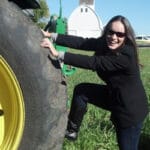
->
<box><xmin>0</xmin><ymin>0</ymin><xmax>67</xmax><ymax>149</ymax></box>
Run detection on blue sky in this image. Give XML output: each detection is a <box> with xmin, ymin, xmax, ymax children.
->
<box><xmin>46</xmin><ymin>0</ymin><xmax>150</xmax><ymax>36</ymax></box>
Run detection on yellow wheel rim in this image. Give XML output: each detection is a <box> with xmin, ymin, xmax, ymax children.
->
<box><xmin>0</xmin><ymin>56</ymin><xmax>25</xmax><ymax>150</ymax></box>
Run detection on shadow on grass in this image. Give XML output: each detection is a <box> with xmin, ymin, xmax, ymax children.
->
<box><xmin>139</xmin><ymin>133</ymin><xmax>150</xmax><ymax>150</ymax></box>
<box><xmin>99</xmin><ymin>121</ymin><xmax>115</xmax><ymax>133</ymax></box>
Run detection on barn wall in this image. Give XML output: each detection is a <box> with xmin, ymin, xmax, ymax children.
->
<box><xmin>68</xmin><ymin>5</ymin><xmax>103</xmax><ymax>38</ymax></box>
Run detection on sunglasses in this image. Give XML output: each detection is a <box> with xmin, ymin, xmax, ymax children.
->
<box><xmin>107</xmin><ymin>30</ymin><xmax>126</xmax><ymax>38</ymax></box>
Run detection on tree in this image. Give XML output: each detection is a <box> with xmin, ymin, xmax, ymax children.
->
<box><xmin>32</xmin><ymin>0</ymin><xmax>50</xmax><ymax>28</ymax></box>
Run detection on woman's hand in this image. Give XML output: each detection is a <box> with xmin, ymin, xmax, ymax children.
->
<box><xmin>41</xmin><ymin>29</ymin><xmax>51</xmax><ymax>38</ymax></box>
<box><xmin>40</xmin><ymin>38</ymin><xmax>58</xmax><ymax>57</ymax></box>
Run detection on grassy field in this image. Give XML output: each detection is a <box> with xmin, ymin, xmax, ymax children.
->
<box><xmin>62</xmin><ymin>48</ymin><xmax>150</xmax><ymax>150</ymax></box>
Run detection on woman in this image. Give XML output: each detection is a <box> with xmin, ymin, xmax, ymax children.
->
<box><xmin>40</xmin><ymin>15</ymin><xmax>148</xmax><ymax>150</ymax></box>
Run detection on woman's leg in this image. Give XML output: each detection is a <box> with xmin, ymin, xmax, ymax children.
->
<box><xmin>115</xmin><ymin>122</ymin><xmax>142</xmax><ymax>150</ymax></box>
<box><xmin>65</xmin><ymin>83</ymin><xmax>110</xmax><ymax>140</ymax></box>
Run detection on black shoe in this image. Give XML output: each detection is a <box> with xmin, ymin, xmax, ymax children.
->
<box><xmin>65</xmin><ymin>130</ymin><xmax>78</xmax><ymax>141</ymax></box>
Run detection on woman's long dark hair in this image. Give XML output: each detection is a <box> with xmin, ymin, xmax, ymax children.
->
<box><xmin>102</xmin><ymin>15</ymin><xmax>139</xmax><ymax>65</ymax></box>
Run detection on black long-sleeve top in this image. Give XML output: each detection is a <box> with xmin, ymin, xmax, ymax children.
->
<box><xmin>55</xmin><ymin>34</ymin><xmax>149</xmax><ymax>128</ymax></box>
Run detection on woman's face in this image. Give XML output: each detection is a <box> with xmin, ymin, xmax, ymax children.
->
<box><xmin>106</xmin><ymin>21</ymin><xmax>126</xmax><ymax>50</ymax></box>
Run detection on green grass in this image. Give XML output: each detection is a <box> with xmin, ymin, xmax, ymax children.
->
<box><xmin>62</xmin><ymin>48</ymin><xmax>150</xmax><ymax>150</ymax></box>
<box><xmin>136</xmin><ymin>41</ymin><xmax>150</xmax><ymax>45</ymax></box>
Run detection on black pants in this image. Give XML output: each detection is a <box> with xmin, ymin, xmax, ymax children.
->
<box><xmin>67</xmin><ymin>83</ymin><xmax>142</xmax><ymax>150</ymax></box>
<box><xmin>68</xmin><ymin>83</ymin><xmax>111</xmax><ymax>131</ymax></box>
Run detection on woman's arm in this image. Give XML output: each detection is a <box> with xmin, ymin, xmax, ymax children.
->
<box><xmin>55</xmin><ymin>34</ymin><xmax>100</xmax><ymax>51</ymax></box>
<box><xmin>40</xmin><ymin>38</ymin><xmax>65</xmax><ymax>61</ymax></box>
<box><xmin>41</xmin><ymin>30</ymin><xmax>100</xmax><ymax>51</ymax></box>
<box><xmin>63</xmin><ymin>50</ymin><xmax>131</xmax><ymax>72</ymax></box>
<box><xmin>40</xmin><ymin>38</ymin><xmax>59</xmax><ymax>57</ymax></box>
<box><xmin>40</xmin><ymin>38</ymin><xmax>132</xmax><ymax>73</ymax></box>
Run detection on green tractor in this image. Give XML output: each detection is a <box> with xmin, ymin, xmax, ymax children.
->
<box><xmin>44</xmin><ymin>0</ymin><xmax>76</xmax><ymax>76</ymax></box>
<box><xmin>0</xmin><ymin>0</ymin><xmax>67</xmax><ymax>149</ymax></box>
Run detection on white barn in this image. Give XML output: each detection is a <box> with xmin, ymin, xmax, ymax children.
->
<box><xmin>68</xmin><ymin>0</ymin><xmax>103</xmax><ymax>38</ymax></box>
